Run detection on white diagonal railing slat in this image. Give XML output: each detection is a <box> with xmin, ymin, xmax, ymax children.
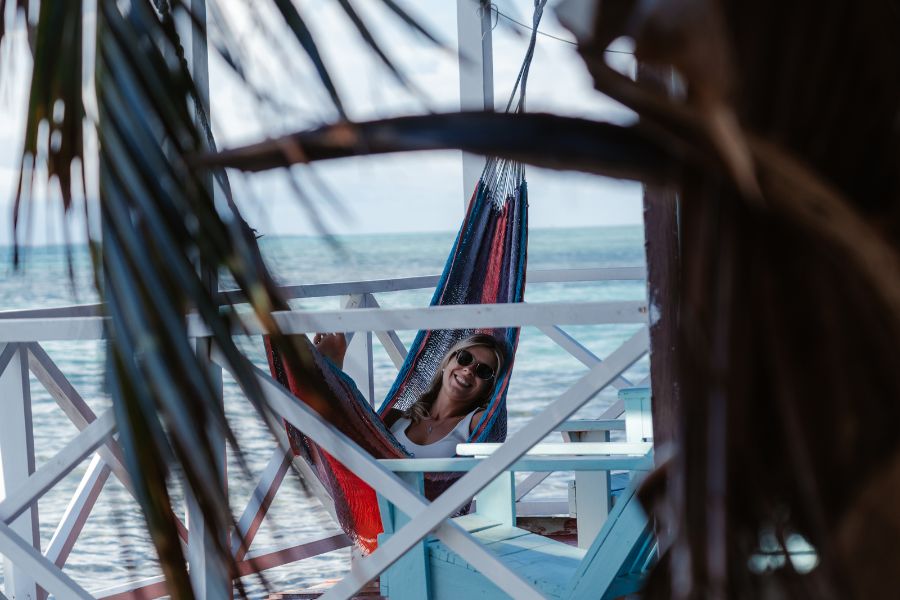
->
<box><xmin>0</xmin><ymin>519</ymin><xmax>94</xmax><ymax>599</ymax></box>
<box><xmin>46</xmin><ymin>454</ymin><xmax>111</xmax><ymax>568</ymax></box>
<box><xmin>232</xmin><ymin>447</ymin><xmax>291</xmax><ymax>561</ymax></box>
<box><xmin>538</xmin><ymin>324</ymin><xmax>633</xmax><ymax>389</ymax></box>
<box><xmin>0</xmin><ymin>410</ymin><xmax>115</xmax><ymax>525</ymax></box>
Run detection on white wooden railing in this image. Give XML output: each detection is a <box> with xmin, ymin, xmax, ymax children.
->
<box><xmin>0</xmin><ymin>266</ymin><xmax>650</xmax><ymax>599</ymax></box>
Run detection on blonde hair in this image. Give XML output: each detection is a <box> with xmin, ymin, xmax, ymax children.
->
<box><xmin>404</xmin><ymin>334</ymin><xmax>506</xmax><ymax>424</ymax></box>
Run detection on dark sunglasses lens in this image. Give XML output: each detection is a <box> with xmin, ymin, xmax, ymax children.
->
<box><xmin>474</xmin><ymin>363</ymin><xmax>495</xmax><ymax>381</ymax></box>
<box><xmin>455</xmin><ymin>349</ymin><xmax>494</xmax><ymax>380</ymax></box>
<box><xmin>455</xmin><ymin>349</ymin><xmax>474</xmax><ymax>366</ymax></box>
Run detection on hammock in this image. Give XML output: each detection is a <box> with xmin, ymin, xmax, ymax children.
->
<box><xmin>265</xmin><ymin>162</ymin><xmax>528</xmax><ymax>553</ymax></box>
<box><xmin>266</xmin><ymin>0</ymin><xmax>546</xmax><ymax>552</ymax></box>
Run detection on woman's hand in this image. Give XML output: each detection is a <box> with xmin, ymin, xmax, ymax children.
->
<box><xmin>313</xmin><ymin>332</ymin><xmax>348</xmax><ymax>369</ymax></box>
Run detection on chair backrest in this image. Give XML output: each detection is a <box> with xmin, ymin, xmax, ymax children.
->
<box><xmin>565</xmin><ymin>458</ymin><xmax>656</xmax><ymax>599</ymax></box>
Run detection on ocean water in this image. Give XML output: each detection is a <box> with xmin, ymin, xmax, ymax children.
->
<box><xmin>0</xmin><ymin>225</ymin><xmax>648</xmax><ymax>597</ymax></box>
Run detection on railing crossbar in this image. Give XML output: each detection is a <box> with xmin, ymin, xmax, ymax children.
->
<box><xmin>538</xmin><ymin>324</ymin><xmax>634</xmax><ymax>389</ymax></box>
<box><xmin>515</xmin><ymin>471</ymin><xmax>551</xmax><ymax>501</ymax></box>
<box><xmin>0</xmin><ymin>343</ymin><xmax>16</xmax><ymax>375</ymax></box>
<box><xmin>45</xmin><ymin>454</ymin><xmax>111</xmax><ymax>568</ymax></box>
<box><xmin>26</xmin><ymin>342</ymin><xmax>190</xmax><ymax>544</ymax></box>
<box><xmin>232</xmin><ymin>448</ymin><xmax>291</xmax><ymax>561</ymax></box>
<box><xmin>0</xmin><ymin>410</ymin><xmax>115</xmax><ymax>526</ymax></box>
<box><xmin>0</xmin><ymin>519</ymin><xmax>93</xmax><ymax>599</ymax></box>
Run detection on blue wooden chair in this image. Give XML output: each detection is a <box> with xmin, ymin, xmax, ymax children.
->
<box><xmin>377</xmin><ymin>387</ymin><xmax>656</xmax><ymax>599</ymax></box>
<box><xmin>377</xmin><ymin>460</ymin><xmax>655</xmax><ymax>599</ymax></box>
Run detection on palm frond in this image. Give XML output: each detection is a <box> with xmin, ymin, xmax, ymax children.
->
<box><xmin>94</xmin><ymin>0</ymin><xmax>335</xmax><ymax>593</ymax></box>
<box><xmin>271</xmin><ymin>0</ymin><xmax>347</xmax><ymax>119</ymax></box>
<box><xmin>199</xmin><ymin>111</ymin><xmax>685</xmax><ymax>183</ymax></box>
<box><xmin>12</xmin><ymin>0</ymin><xmax>84</xmax><ymax>261</ymax></box>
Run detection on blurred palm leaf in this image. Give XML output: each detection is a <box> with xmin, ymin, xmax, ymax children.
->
<box><xmin>5</xmin><ymin>0</ymin><xmax>533</xmax><ymax>595</ymax></box>
<box><xmin>11</xmin><ymin>0</ymin><xmax>83</xmax><ymax>260</ymax></box>
<box><xmin>198</xmin><ymin>111</ymin><xmax>685</xmax><ymax>183</ymax></box>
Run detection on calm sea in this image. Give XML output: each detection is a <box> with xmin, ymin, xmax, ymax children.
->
<box><xmin>0</xmin><ymin>226</ymin><xmax>648</xmax><ymax>597</ymax></box>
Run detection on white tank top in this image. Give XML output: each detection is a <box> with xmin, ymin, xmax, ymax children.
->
<box><xmin>390</xmin><ymin>411</ymin><xmax>477</xmax><ymax>459</ymax></box>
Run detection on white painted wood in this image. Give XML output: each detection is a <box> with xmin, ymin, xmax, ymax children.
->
<box><xmin>0</xmin><ymin>520</ymin><xmax>93</xmax><ymax>599</ymax></box>
<box><xmin>456</xmin><ymin>442</ymin><xmax>653</xmax><ymax>456</ymax></box>
<box><xmin>197</xmin><ymin>301</ymin><xmax>649</xmax><ymax>339</ymax></box>
<box><xmin>0</xmin><ymin>317</ymin><xmax>107</xmax><ymax>342</ymax></box>
<box><xmin>0</xmin><ymin>344</ymin><xmax>40</xmax><ymax>600</ymax></box>
<box><xmin>27</xmin><ymin>343</ymin><xmax>133</xmax><ymax>489</ymax></box>
<box><xmin>0</xmin><ymin>301</ymin><xmax>648</xmax><ymax>342</ymax></box>
<box><xmin>623</xmin><ymin>396</ymin><xmax>653</xmax><ymax>442</ymax></box>
<box><xmin>0</xmin><ymin>410</ymin><xmax>115</xmax><ymax>525</ymax></box>
<box><xmin>599</xmin><ymin>399</ymin><xmax>625</xmax><ymax>420</ymax></box>
<box><xmin>476</xmin><ymin>472</ymin><xmax>516</xmax><ymax>527</ymax></box>
<box><xmin>28</xmin><ymin>344</ymin><xmax>191</xmax><ymax>544</ymax></box>
<box><xmin>538</xmin><ymin>324</ymin><xmax>633</xmax><ymax>389</ymax></box>
<box><xmin>457</xmin><ymin>0</ymin><xmax>494</xmax><ymax>202</ymax></box>
<box><xmin>556</xmin><ymin>419</ymin><xmax>625</xmax><ymax>432</ymax></box>
<box><xmin>364</xmin><ymin>295</ymin><xmax>408</xmax><ymax>368</ymax></box>
<box><xmin>375</xmin><ymin>330</ymin><xmax>408</xmax><ymax>369</ymax></box>
<box><xmin>0</xmin><ymin>343</ymin><xmax>17</xmax><ymax>375</ymax></box>
<box><xmin>321</xmin><ymin>328</ymin><xmax>649</xmax><ymax>600</ymax></box>
<box><xmin>343</xmin><ymin>294</ymin><xmax>375</xmax><ymax>404</ymax></box>
<box><xmin>380</xmin><ymin>455</ymin><xmax>652</xmax><ymax>473</ymax></box>
<box><xmin>622</xmin><ymin>389</ymin><xmax>654</xmax><ymax>442</ymax></box>
<box><xmin>45</xmin><ymin>454</ymin><xmax>111</xmax><ymax>568</ymax></box>
<box><xmin>92</xmin><ymin>574</ymin><xmax>167</xmax><ymax>600</ymax></box>
<box><xmin>236</xmin><ymin>533</ymin><xmax>350</xmax><ymax>576</ymax></box>
<box><xmin>515</xmin><ymin>471</ymin><xmax>550</xmax><ymax>501</ymax></box>
<box><xmin>379</xmin><ymin>472</ymin><xmax>431</xmax><ymax>600</ymax></box>
<box><xmin>0</xmin><ymin>304</ymin><xmax>103</xmax><ymax>320</ymax></box>
<box><xmin>186</xmin><ymin>335</ymin><xmax>230</xmax><ymax>599</ymax></box>
<box><xmin>0</xmin><ymin>267</ymin><xmax>647</xmax><ymax>324</ymax></box>
<box><xmin>218</xmin><ymin>267</ymin><xmax>646</xmax><ymax>303</ymax></box>
<box><xmin>569</xmin><ymin>430</ymin><xmax>612</xmax><ymax>549</ymax></box>
<box><xmin>232</xmin><ymin>448</ymin><xmax>291</xmax><ymax>560</ymax></box>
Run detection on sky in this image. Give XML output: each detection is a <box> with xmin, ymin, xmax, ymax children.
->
<box><xmin>0</xmin><ymin>0</ymin><xmax>642</xmax><ymax>246</ymax></box>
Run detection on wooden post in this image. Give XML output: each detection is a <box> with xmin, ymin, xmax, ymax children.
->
<box><xmin>638</xmin><ymin>64</ymin><xmax>681</xmax><ymax>449</ymax></box>
<box><xmin>179</xmin><ymin>2</ymin><xmax>231</xmax><ymax>597</ymax></box>
<box><xmin>377</xmin><ymin>472</ymin><xmax>432</xmax><ymax>599</ymax></box>
<box><xmin>457</xmin><ymin>0</ymin><xmax>494</xmax><ymax>206</ymax></box>
<box><xmin>568</xmin><ymin>429</ymin><xmax>612</xmax><ymax>548</ymax></box>
<box><xmin>343</xmin><ymin>294</ymin><xmax>376</xmax><ymax>405</ymax></box>
<box><xmin>0</xmin><ymin>343</ymin><xmax>40</xmax><ymax>600</ymax></box>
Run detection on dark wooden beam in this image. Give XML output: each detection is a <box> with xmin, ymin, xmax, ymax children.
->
<box><xmin>638</xmin><ymin>64</ymin><xmax>681</xmax><ymax>449</ymax></box>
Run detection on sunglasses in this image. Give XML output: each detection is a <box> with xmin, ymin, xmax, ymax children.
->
<box><xmin>453</xmin><ymin>349</ymin><xmax>496</xmax><ymax>381</ymax></box>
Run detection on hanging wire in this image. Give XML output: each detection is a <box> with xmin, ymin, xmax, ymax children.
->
<box><xmin>490</xmin><ymin>3</ymin><xmax>634</xmax><ymax>55</ymax></box>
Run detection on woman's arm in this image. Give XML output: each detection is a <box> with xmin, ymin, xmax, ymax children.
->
<box><xmin>313</xmin><ymin>332</ymin><xmax>348</xmax><ymax>369</ymax></box>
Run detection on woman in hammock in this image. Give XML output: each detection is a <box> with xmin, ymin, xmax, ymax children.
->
<box><xmin>312</xmin><ymin>332</ymin><xmax>506</xmax><ymax>458</ymax></box>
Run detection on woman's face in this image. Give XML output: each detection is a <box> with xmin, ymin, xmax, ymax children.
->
<box><xmin>441</xmin><ymin>344</ymin><xmax>499</xmax><ymax>408</ymax></box>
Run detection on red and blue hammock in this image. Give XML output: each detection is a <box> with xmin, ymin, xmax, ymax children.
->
<box><xmin>266</xmin><ymin>161</ymin><xmax>528</xmax><ymax>552</ymax></box>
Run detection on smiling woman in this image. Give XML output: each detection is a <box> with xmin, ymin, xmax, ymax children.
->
<box><xmin>315</xmin><ymin>332</ymin><xmax>507</xmax><ymax>459</ymax></box>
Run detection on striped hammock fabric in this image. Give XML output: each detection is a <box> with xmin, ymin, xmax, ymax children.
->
<box><xmin>265</xmin><ymin>160</ymin><xmax>528</xmax><ymax>552</ymax></box>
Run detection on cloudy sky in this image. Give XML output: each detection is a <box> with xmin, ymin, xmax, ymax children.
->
<box><xmin>0</xmin><ymin>0</ymin><xmax>641</xmax><ymax>246</ymax></box>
